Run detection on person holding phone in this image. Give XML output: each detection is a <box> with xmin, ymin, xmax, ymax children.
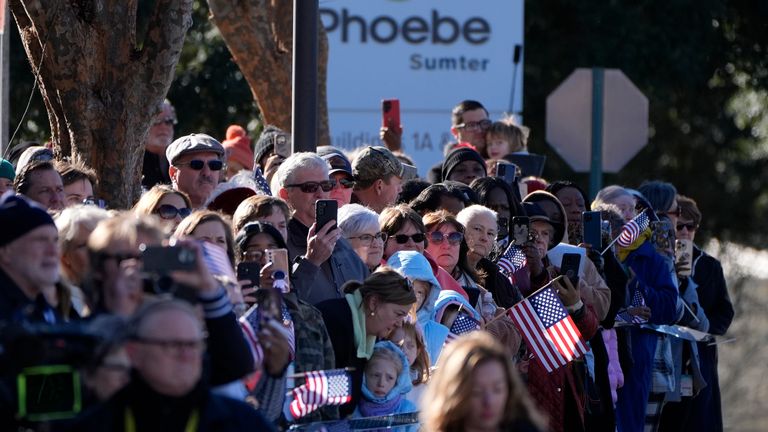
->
<box><xmin>275</xmin><ymin>153</ymin><xmax>369</xmax><ymax>305</ymax></box>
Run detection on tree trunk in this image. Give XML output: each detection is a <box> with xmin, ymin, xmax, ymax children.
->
<box><xmin>9</xmin><ymin>0</ymin><xmax>193</xmax><ymax>208</ymax></box>
<box><xmin>207</xmin><ymin>0</ymin><xmax>330</xmax><ymax>147</ymax></box>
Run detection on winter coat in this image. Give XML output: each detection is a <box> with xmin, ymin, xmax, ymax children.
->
<box><xmin>386</xmin><ymin>251</ymin><xmax>450</xmax><ymax>365</ymax></box>
<box><xmin>287</xmin><ymin>218</ymin><xmax>369</xmax><ymax>305</ymax></box>
<box><xmin>352</xmin><ymin>341</ymin><xmax>418</xmax><ymax>418</ymax></box>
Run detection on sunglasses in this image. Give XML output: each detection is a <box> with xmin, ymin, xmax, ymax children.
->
<box><xmin>676</xmin><ymin>223</ymin><xmax>697</xmax><ymax>231</ymax></box>
<box><xmin>429</xmin><ymin>231</ymin><xmax>464</xmax><ymax>246</ymax></box>
<box><xmin>285</xmin><ymin>180</ymin><xmax>336</xmax><ymax>193</ymax></box>
<box><xmin>156</xmin><ymin>204</ymin><xmax>192</xmax><ymax>220</ymax></box>
<box><xmin>390</xmin><ymin>233</ymin><xmax>426</xmax><ymax>244</ymax></box>
<box><xmin>175</xmin><ymin>159</ymin><xmax>224</xmax><ymax>171</ymax></box>
<box><xmin>336</xmin><ymin>178</ymin><xmax>355</xmax><ymax>189</ymax></box>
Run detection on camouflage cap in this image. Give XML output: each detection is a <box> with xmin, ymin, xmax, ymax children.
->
<box><xmin>352</xmin><ymin>146</ymin><xmax>404</xmax><ymax>187</ymax></box>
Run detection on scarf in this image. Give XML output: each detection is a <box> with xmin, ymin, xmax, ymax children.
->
<box><xmin>617</xmin><ymin>228</ymin><xmax>652</xmax><ymax>262</ymax></box>
<box><xmin>345</xmin><ymin>290</ymin><xmax>376</xmax><ymax>360</ymax></box>
<box><xmin>357</xmin><ymin>392</ymin><xmax>404</xmax><ymax>417</ymax></box>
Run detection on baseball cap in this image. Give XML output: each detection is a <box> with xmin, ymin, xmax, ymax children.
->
<box><xmin>317</xmin><ymin>146</ymin><xmax>353</xmax><ymax>177</ymax></box>
<box><xmin>166</xmin><ymin>133</ymin><xmax>225</xmax><ymax>165</ymax></box>
<box><xmin>352</xmin><ymin>146</ymin><xmax>404</xmax><ymax>187</ymax></box>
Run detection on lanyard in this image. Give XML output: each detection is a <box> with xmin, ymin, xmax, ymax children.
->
<box><xmin>125</xmin><ymin>406</ymin><xmax>199</xmax><ymax>432</ymax></box>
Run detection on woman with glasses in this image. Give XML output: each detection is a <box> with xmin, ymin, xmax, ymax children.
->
<box><xmin>380</xmin><ymin>204</ymin><xmax>469</xmax><ymax>301</ymax></box>
<box><xmin>132</xmin><ymin>184</ymin><xmax>192</xmax><ymax>230</ymax></box>
<box><xmin>338</xmin><ymin>203</ymin><xmax>387</xmax><ymax>271</ymax></box>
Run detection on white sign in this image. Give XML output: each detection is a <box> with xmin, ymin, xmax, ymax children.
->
<box><xmin>321</xmin><ymin>0</ymin><xmax>525</xmax><ymax>176</ymax></box>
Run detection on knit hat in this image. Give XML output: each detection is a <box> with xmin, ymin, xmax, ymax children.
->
<box><xmin>0</xmin><ymin>195</ymin><xmax>56</xmax><ymax>246</ymax></box>
<box><xmin>222</xmin><ymin>125</ymin><xmax>254</xmax><ymax>171</ymax></box>
<box><xmin>0</xmin><ymin>159</ymin><xmax>14</xmax><ymax>181</ymax></box>
<box><xmin>165</xmin><ymin>133</ymin><xmax>225</xmax><ymax>165</ymax></box>
<box><xmin>441</xmin><ymin>146</ymin><xmax>487</xmax><ymax>182</ymax></box>
<box><xmin>352</xmin><ymin>146</ymin><xmax>404</xmax><ymax>188</ymax></box>
<box><xmin>253</xmin><ymin>125</ymin><xmax>291</xmax><ymax>167</ymax></box>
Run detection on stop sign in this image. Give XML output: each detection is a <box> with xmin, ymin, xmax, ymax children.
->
<box><xmin>546</xmin><ymin>68</ymin><xmax>648</xmax><ymax>173</ymax></box>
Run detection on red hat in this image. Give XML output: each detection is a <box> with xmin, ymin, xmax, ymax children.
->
<box><xmin>222</xmin><ymin>125</ymin><xmax>254</xmax><ymax>171</ymax></box>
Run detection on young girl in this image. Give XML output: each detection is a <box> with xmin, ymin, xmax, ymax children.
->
<box><xmin>484</xmin><ymin>117</ymin><xmax>530</xmax><ymax>160</ymax></box>
<box><xmin>387</xmin><ymin>322</ymin><xmax>431</xmax><ymax>405</ymax></box>
<box><xmin>353</xmin><ymin>341</ymin><xmax>418</xmax><ymax>418</ymax></box>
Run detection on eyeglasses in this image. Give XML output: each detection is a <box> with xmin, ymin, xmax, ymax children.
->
<box><xmin>335</xmin><ymin>178</ymin><xmax>355</xmax><ymax>189</ymax></box>
<box><xmin>429</xmin><ymin>231</ymin><xmax>464</xmax><ymax>246</ymax></box>
<box><xmin>156</xmin><ymin>204</ymin><xmax>191</xmax><ymax>220</ymax></box>
<box><xmin>285</xmin><ymin>180</ymin><xmax>336</xmax><ymax>193</ymax></box>
<box><xmin>390</xmin><ymin>233</ymin><xmax>426</xmax><ymax>244</ymax></box>
<box><xmin>455</xmin><ymin>119</ymin><xmax>492</xmax><ymax>132</ymax></box>
<box><xmin>676</xmin><ymin>223</ymin><xmax>697</xmax><ymax>231</ymax></box>
<box><xmin>348</xmin><ymin>232</ymin><xmax>388</xmax><ymax>244</ymax></box>
<box><xmin>135</xmin><ymin>337</ymin><xmax>206</xmax><ymax>353</ymax></box>
<box><xmin>242</xmin><ymin>248</ymin><xmax>266</xmax><ymax>262</ymax></box>
<box><xmin>174</xmin><ymin>159</ymin><xmax>224</xmax><ymax>171</ymax></box>
<box><xmin>153</xmin><ymin>117</ymin><xmax>177</xmax><ymax>127</ymax></box>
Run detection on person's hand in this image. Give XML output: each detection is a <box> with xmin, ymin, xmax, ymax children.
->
<box><xmin>259</xmin><ymin>319</ymin><xmax>291</xmax><ymax>376</ymax></box>
<box><xmin>553</xmin><ymin>276</ymin><xmax>580</xmax><ymax>307</ymax></box>
<box><xmin>263</xmin><ymin>154</ymin><xmax>286</xmax><ymax>185</ymax></box>
<box><xmin>168</xmin><ymin>239</ymin><xmax>217</xmax><ymax>295</ymax></box>
<box><xmin>579</xmin><ymin>242</ymin><xmax>605</xmax><ymax>273</ymax></box>
<box><xmin>628</xmin><ymin>306</ymin><xmax>652</xmax><ymax>321</ymax></box>
<box><xmin>522</xmin><ymin>242</ymin><xmax>544</xmax><ymax>277</ymax></box>
<box><xmin>106</xmin><ymin>258</ymin><xmax>144</xmax><ymax>317</ymax></box>
<box><xmin>379</xmin><ymin>126</ymin><xmax>402</xmax><ymax>152</ymax></box>
<box><xmin>305</xmin><ymin>221</ymin><xmax>340</xmax><ymax>267</ymax></box>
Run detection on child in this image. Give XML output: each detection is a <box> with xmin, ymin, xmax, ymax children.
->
<box><xmin>388</xmin><ymin>322</ymin><xmax>431</xmax><ymax>405</ymax></box>
<box><xmin>353</xmin><ymin>341</ymin><xmax>417</xmax><ymax>418</ymax></box>
<box><xmin>484</xmin><ymin>116</ymin><xmax>530</xmax><ymax>160</ymax></box>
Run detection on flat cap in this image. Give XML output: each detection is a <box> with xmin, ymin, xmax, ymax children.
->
<box><xmin>166</xmin><ymin>133</ymin><xmax>225</xmax><ymax>165</ymax></box>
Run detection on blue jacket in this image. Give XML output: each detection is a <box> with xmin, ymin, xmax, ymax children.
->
<box><xmin>386</xmin><ymin>251</ymin><xmax>450</xmax><ymax>365</ymax></box>
<box><xmin>616</xmin><ymin>241</ymin><xmax>679</xmax><ymax>432</ymax></box>
<box><xmin>352</xmin><ymin>341</ymin><xmax>417</xmax><ymax>418</ymax></box>
<box><xmin>433</xmin><ymin>288</ymin><xmax>482</xmax><ymax>324</ymax></box>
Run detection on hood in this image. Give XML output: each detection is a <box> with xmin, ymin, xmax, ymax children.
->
<box><xmin>433</xmin><ymin>289</ymin><xmax>481</xmax><ymax>323</ymax></box>
<box><xmin>386</xmin><ymin>251</ymin><xmax>442</xmax><ymax>325</ymax></box>
<box><xmin>523</xmin><ymin>190</ymin><xmax>568</xmax><ymax>245</ymax></box>
<box><xmin>361</xmin><ymin>341</ymin><xmax>413</xmax><ymax>403</ymax></box>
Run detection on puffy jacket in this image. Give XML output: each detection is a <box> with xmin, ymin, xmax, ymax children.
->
<box><xmin>352</xmin><ymin>341</ymin><xmax>418</xmax><ymax>418</ymax></box>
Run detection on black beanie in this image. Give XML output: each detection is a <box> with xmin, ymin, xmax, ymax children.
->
<box><xmin>253</xmin><ymin>125</ymin><xmax>290</xmax><ymax>168</ymax></box>
<box><xmin>0</xmin><ymin>195</ymin><xmax>56</xmax><ymax>247</ymax></box>
<box><xmin>441</xmin><ymin>147</ymin><xmax>487</xmax><ymax>182</ymax></box>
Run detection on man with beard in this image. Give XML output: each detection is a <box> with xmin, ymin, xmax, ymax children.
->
<box><xmin>166</xmin><ymin>134</ymin><xmax>225</xmax><ymax>209</ymax></box>
<box><xmin>142</xmin><ymin>100</ymin><xmax>176</xmax><ymax>189</ymax></box>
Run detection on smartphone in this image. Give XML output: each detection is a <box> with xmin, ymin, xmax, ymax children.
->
<box><xmin>237</xmin><ymin>261</ymin><xmax>262</xmax><ymax>289</ymax></box>
<box><xmin>381</xmin><ymin>99</ymin><xmax>401</xmax><ymax>132</ymax></box>
<box><xmin>675</xmin><ymin>239</ymin><xmax>694</xmax><ymax>277</ymax></box>
<box><xmin>582</xmin><ymin>211</ymin><xmax>602</xmax><ymax>248</ymax></box>
<box><xmin>140</xmin><ymin>245</ymin><xmax>197</xmax><ymax>273</ymax></box>
<box><xmin>274</xmin><ymin>133</ymin><xmax>291</xmax><ymax>158</ymax></box>
<box><xmin>560</xmin><ymin>253</ymin><xmax>581</xmax><ymax>286</ymax></box>
<box><xmin>315</xmin><ymin>199</ymin><xmax>338</xmax><ymax>232</ymax></box>
<box><xmin>511</xmin><ymin>216</ymin><xmax>530</xmax><ymax>245</ymax></box>
<box><xmin>495</xmin><ymin>161</ymin><xmax>519</xmax><ymax>186</ymax></box>
<box><xmin>265</xmin><ymin>248</ymin><xmax>290</xmax><ymax>282</ymax></box>
<box><xmin>254</xmin><ymin>288</ymin><xmax>282</xmax><ymax>322</ymax></box>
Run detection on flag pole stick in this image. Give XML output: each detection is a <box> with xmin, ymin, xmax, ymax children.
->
<box><xmin>601</xmin><ymin>235</ymin><xmax>620</xmax><ymax>256</ymax></box>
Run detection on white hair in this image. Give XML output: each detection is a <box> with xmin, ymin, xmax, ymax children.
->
<box><xmin>274</xmin><ymin>152</ymin><xmax>330</xmax><ymax>188</ymax></box>
<box><xmin>456</xmin><ymin>204</ymin><xmax>497</xmax><ymax>227</ymax></box>
<box><xmin>338</xmin><ymin>203</ymin><xmax>380</xmax><ymax>238</ymax></box>
<box><xmin>54</xmin><ymin>205</ymin><xmax>110</xmax><ymax>251</ymax></box>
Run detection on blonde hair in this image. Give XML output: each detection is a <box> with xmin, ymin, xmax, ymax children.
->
<box><xmin>390</xmin><ymin>321</ymin><xmax>431</xmax><ymax>385</ymax></box>
<box><xmin>485</xmin><ymin>115</ymin><xmax>530</xmax><ymax>154</ymax></box>
<box><xmin>342</xmin><ymin>267</ymin><xmax>417</xmax><ymax>309</ymax></box>
<box><xmin>420</xmin><ymin>332</ymin><xmax>545</xmax><ymax>432</ymax></box>
<box><xmin>367</xmin><ymin>347</ymin><xmax>404</xmax><ymax>378</ymax></box>
<box><xmin>132</xmin><ymin>184</ymin><xmax>191</xmax><ymax>216</ymax></box>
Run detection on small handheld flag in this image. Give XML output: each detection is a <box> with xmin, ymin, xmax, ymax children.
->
<box><xmin>288</xmin><ymin>368</ymin><xmax>353</xmax><ymax>419</ymax></box>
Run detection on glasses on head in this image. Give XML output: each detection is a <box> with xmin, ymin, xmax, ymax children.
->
<box><xmin>390</xmin><ymin>233</ymin><xmax>426</xmax><ymax>244</ymax></box>
<box><xmin>676</xmin><ymin>223</ymin><xmax>697</xmax><ymax>231</ymax></box>
<box><xmin>135</xmin><ymin>337</ymin><xmax>206</xmax><ymax>353</ymax></box>
<box><xmin>429</xmin><ymin>231</ymin><xmax>464</xmax><ymax>246</ymax></box>
<box><xmin>285</xmin><ymin>180</ymin><xmax>336</xmax><ymax>193</ymax></box>
<box><xmin>348</xmin><ymin>232</ymin><xmax>388</xmax><ymax>244</ymax></box>
<box><xmin>241</xmin><ymin>248</ymin><xmax>266</xmax><ymax>262</ymax></box>
<box><xmin>455</xmin><ymin>119</ymin><xmax>492</xmax><ymax>132</ymax></box>
<box><xmin>174</xmin><ymin>159</ymin><xmax>224</xmax><ymax>171</ymax></box>
<box><xmin>156</xmin><ymin>204</ymin><xmax>191</xmax><ymax>220</ymax></box>
<box><xmin>153</xmin><ymin>117</ymin><xmax>177</xmax><ymax>127</ymax></box>
<box><xmin>335</xmin><ymin>178</ymin><xmax>355</xmax><ymax>189</ymax></box>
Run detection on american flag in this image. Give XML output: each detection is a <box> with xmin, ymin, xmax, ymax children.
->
<box><xmin>497</xmin><ymin>244</ymin><xmax>527</xmax><ymax>277</ymax></box>
<box><xmin>253</xmin><ymin>166</ymin><xmax>272</xmax><ymax>196</ymax></box>
<box><xmin>508</xmin><ymin>286</ymin><xmax>588</xmax><ymax>373</ymax></box>
<box><xmin>288</xmin><ymin>369</ymin><xmax>353</xmax><ymax>419</ymax></box>
<box><xmin>449</xmin><ymin>312</ymin><xmax>481</xmax><ymax>337</ymax></box>
<box><xmin>239</xmin><ymin>291</ymin><xmax>296</xmax><ymax>381</ymax></box>
<box><xmin>616</xmin><ymin>288</ymin><xmax>648</xmax><ymax>324</ymax></box>
<box><xmin>201</xmin><ymin>242</ymin><xmax>236</xmax><ymax>280</ymax></box>
<box><xmin>617</xmin><ymin>210</ymin><xmax>650</xmax><ymax>248</ymax></box>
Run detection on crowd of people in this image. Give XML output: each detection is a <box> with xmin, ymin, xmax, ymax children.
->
<box><xmin>0</xmin><ymin>98</ymin><xmax>734</xmax><ymax>432</ymax></box>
